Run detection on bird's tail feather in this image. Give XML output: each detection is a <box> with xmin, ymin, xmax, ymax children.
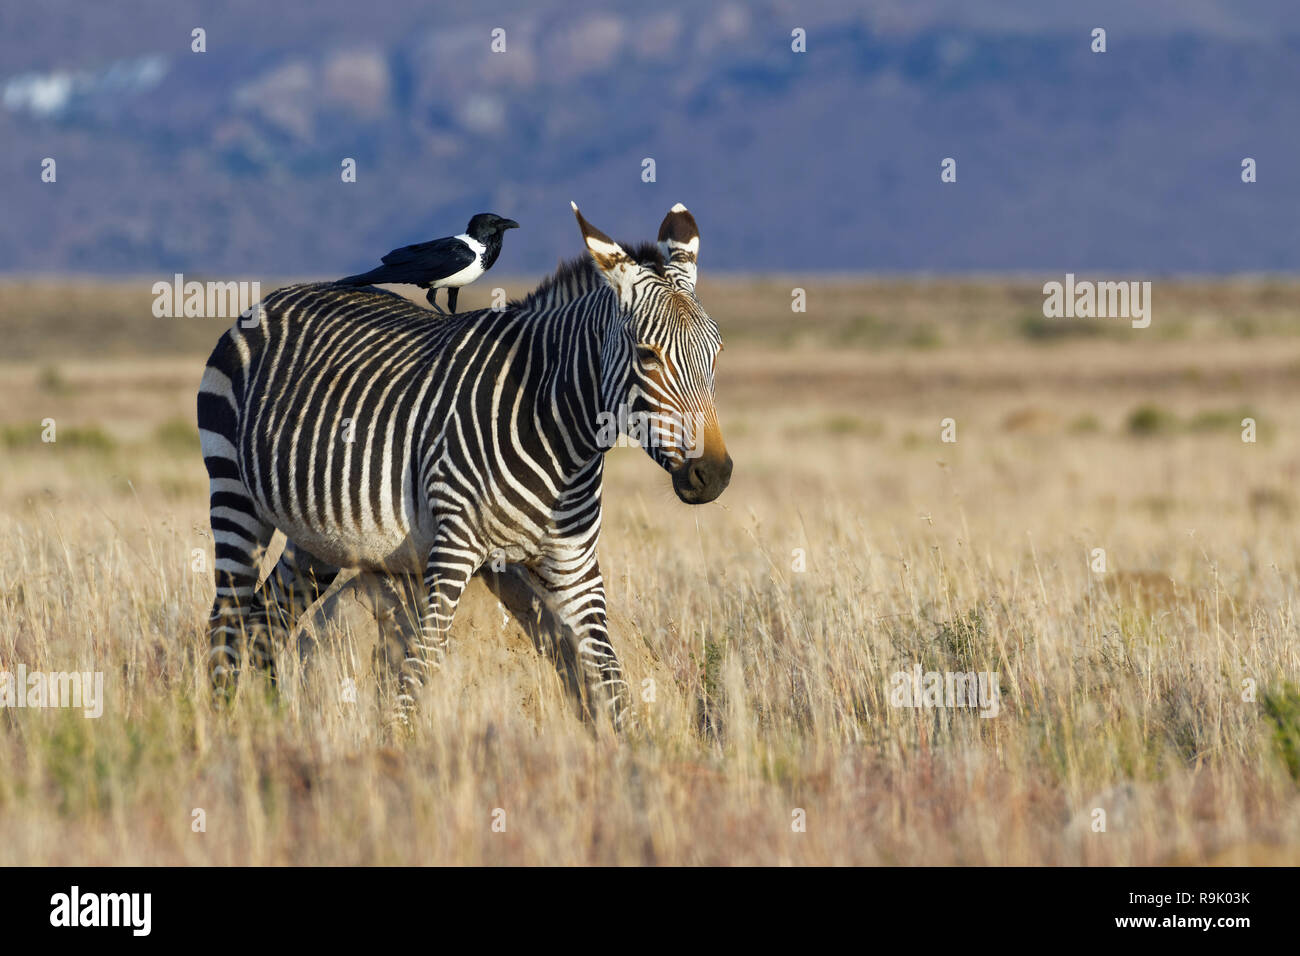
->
<box><xmin>334</xmin><ymin>267</ymin><xmax>388</xmax><ymax>286</ymax></box>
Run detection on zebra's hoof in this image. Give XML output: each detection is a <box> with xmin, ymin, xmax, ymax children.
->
<box><xmin>209</xmin><ymin>674</ymin><xmax>239</xmax><ymax>708</ymax></box>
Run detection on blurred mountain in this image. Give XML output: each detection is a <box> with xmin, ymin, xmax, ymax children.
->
<box><xmin>1</xmin><ymin>0</ymin><xmax>1299</xmax><ymax>275</ymax></box>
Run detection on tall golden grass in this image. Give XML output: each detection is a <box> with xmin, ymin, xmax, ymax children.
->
<box><xmin>1</xmin><ymin>280</ymin><xmax>1299</xmax><ymax>864</ymax></box>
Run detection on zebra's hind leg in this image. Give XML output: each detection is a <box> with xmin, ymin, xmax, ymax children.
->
<box><xmin>255</xmin><ymin>538</ymin><xmax>341</xmax><ymax>685</ymax></box>
<box><xmin>203</xmin><ymin>470</ymin><xmax>275</xmax><ymax>701</ymax></box>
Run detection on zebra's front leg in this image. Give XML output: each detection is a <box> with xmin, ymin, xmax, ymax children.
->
<box><xmin>533</xmin><ymin>553</ymin><xmax>632</xmax><ymax>731</ymax></box>
<box><xmin>390</xmin><ymin>538</ymin><xmax>480</xmax><ymax>721</ymax></box>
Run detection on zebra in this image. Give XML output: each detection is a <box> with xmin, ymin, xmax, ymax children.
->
<box><xmin>196</xmin><ymin>201</ymin><xmax>732</xmax><ymax>729</ymax></box>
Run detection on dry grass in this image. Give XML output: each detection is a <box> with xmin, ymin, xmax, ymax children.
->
<box><xmin>1</xmin><ymin>279</ymin><xmax>1300</xmax><ymax>864</ymax></box>
<box><xmin>6</xmin><ymin>274</ymin><xmax>1300</xmax><ymax>359</ymax></box>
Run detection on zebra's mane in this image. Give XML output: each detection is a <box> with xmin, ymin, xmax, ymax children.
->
<box><xmin>512</xmin><ymin>241</ymin><xmax>666</xmax><ymax>311</ymax></box>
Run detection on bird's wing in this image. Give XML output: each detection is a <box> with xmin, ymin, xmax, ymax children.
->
<box><xmin>335</xmin><ymin>237</ymin><xmax>478</xmax><ymax>288</ymax></box>
<box><xmin>378</xmin><ymin>237</ymin><xmax>476</xmax><ymax>278</ymax></box>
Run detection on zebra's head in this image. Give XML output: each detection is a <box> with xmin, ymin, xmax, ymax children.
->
<box><xmin>572</xmin><ymin>202</ymin><xmax>732</xmax><ymax>505</ymax></box>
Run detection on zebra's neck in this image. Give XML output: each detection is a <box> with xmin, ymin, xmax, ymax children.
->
<box><xmin>526</xmin><ymin>285</ymin><xmax>631</xmax><ymax>478</ymax></box>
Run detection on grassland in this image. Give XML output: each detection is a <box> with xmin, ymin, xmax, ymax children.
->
<box><xmin>1</xmin><ymin>277</ymin><xmax>1300</xmax><ymax>864</ymax></box>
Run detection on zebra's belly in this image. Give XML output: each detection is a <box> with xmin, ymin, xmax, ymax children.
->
<box><xmin>269</xmin><ymin>518</ymin><xmax>433</xmax><ymax>574</ymax></box>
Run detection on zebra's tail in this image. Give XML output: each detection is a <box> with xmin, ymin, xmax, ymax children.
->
<box><xmin>197</xmin><ymin>323</ymin><xmax>254</xmax><ymax>492</ymax></box>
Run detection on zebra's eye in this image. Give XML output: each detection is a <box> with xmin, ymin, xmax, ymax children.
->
<box><xmin>635</xmin><ymin>345</ymin><xmax>663</xmax><ymax>370</ymax></box>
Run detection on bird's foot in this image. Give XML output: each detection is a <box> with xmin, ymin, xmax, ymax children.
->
<box><xmin>425</xmin><ymin>290</ymin><xmax>448</xmax><ymax>315</ymax></box>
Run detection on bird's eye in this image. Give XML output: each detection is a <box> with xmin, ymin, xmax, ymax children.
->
<box><xmin>636</xmin><ymin>345</ymin><xmax>663</xmax><ymax>370</ymax></box>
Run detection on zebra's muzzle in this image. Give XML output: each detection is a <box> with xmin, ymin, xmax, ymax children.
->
<box><xmin>672</xmin><ymin>452</ymin><xmax>733</xmax><ymax>504</ymax></box>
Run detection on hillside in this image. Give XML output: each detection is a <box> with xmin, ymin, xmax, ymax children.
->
<box><xmin>2</xmin><ymin>1</ymin><xmax>1299</xmax><ymax>275</ymax></box>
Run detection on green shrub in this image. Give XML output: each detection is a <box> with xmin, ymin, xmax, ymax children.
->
<box><xmin>1126</xmin><ymin>404</ymin><xmax>1179</xmax><ymax>436</ymax></box>
<box><xmin>1262</xmin><ymin>683</ymin><xmax>1300</xmax><ymax>782</ymax></box>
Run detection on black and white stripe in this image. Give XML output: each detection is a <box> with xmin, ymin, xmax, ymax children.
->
<box><xmin>197</xmin><ymin>203</ymin><xmax>731</xmax><ymax>728</ymax></box>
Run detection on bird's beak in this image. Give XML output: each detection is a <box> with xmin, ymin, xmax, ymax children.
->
<box><xmin>501</xmin><ymin>219</ymin><xmax>519</xmax><ymax>230</ymax></box>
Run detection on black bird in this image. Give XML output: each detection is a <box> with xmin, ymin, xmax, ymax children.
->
<box><xmin>336</xmin><ymin>213</ymin><xmax>519</xmax><ymax>314</ymax></box>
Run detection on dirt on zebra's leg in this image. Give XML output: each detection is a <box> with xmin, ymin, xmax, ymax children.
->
<box><xmin>480</xmin><ymin>561</ymin><xmax>634</xmax><ymax>735</ymax></box>
<box><xmin>476</xmin><ymin>564</ymin><xmax>586</xmax><ymax>713</ymax></box>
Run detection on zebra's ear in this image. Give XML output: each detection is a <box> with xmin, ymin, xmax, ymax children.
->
<box><xmin>571</xmin><ymin>201</ymin><xmax>642</xmax><ymax>303</ymax></box>
<box><xmin>657</xmin><ymin>202</ymin><xmax>699</xmax><ymax>292</ymax></box>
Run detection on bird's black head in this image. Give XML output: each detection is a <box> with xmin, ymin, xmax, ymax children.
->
<box><xmin>466</xmin><ymin>213</ymin><xmax>519</xmax><ymax>242</ymax></box>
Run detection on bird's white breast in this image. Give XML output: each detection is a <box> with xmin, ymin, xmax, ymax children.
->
<box><xmin>431</xmin><ymin>234</ymin><xmax>487</xmax><ymax>289</ymax></box>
